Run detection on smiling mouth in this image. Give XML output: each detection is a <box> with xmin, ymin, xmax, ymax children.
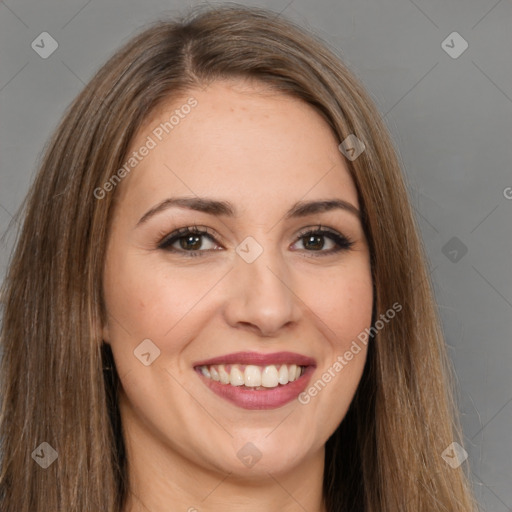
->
<box><xmin>193</xmin><ymin>351</ymin><xmax>316</xmax><ymax>409</ymax></box>
<box><xmin>196</xmin><ymin>363</ymin><xmax>306</xmax><ymax>390</ymax></box>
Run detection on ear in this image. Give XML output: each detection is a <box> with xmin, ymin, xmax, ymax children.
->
<box><xmin>101</xmin><ymin>322</ymin><xmax>111</xmax><ymax>344</ymax></box>
<box><xmin>93</xmin><ymin>314</ymin><xmax>111</xmax><ymax>344</ymax></box>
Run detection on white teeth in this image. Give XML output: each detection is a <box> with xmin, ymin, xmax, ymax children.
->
<box><xmin>210</xmin><ymin>366</ymin><xmax>220</xmax><ymax>381</ymax></box>
<box><xmin>288</xmin><ymin>364</ymin><xmax>297</xmax><ymax>382</ymax></box>
<box><xmin>244</xmin><ymin>365</ymin><xmax>262</xmax><ymax>387</ymax></box>
<box><xmin>230</xmin><ymin>366</ymin><xmax>245</xmax><ymax>386</ymax></box>
<box><xmin>200</xmin><ymin>363</ymin><xmax>305</xmax><ymax>388</ymax></box>
<box><xmin>278</xmin><ymin>365</ymin><xmax>289</xmax><ymax>385</ymax></box>
<box><xmin>218</xmin><ymin>364</ymin><xmax>230</xmax><ymax>384</ymax></box>
<box><xmin>261</xmin><ymin>365</ymin><xmax>279</xmax><ymax>387</ymax></box>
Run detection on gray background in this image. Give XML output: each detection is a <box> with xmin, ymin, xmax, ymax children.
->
<box><xmin>1</xmin><ymin>0</ymin><xmax>511</xmax><ymax>510</ymax></box>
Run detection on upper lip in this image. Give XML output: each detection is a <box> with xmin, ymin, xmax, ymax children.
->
<box><xmin>193</xmin><ymin>351</ymin><xmax>316</xmax><ymax>367</ymax></box>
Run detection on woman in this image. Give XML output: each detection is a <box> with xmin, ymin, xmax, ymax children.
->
<box><xmin>0</xmin><ymin>4</ymin><xmax>478</xmax><ymax>511</ymax></box>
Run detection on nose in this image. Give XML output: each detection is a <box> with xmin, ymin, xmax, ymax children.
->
<box><xmin>222</xmin><ymin>244</ymin><xmax>301</xmax><ymax>337</ymax></box>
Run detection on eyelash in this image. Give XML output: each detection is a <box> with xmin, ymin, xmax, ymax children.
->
<box><xmin>157</xmin><ymin>224</ymin><xmax>354</xmax><ymax>258</ymax></box>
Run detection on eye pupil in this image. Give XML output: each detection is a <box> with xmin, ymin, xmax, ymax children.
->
<box><xmin>181</xmin><ymin>235</ymin><xmax>202</xmax><ymax>250</ymax></box>
<box><xmin>304</xmin><ymin>235</ymin><xmax>324</xmax><ymax>250</ymax></box>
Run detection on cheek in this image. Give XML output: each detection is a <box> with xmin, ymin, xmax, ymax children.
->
<box><xmin>104</xmin><ymin>250</ymin><xmax>222</xmax><ymax>341</ymax></box>
<box><xmin>293</xmin><ymin>259</ymin><xmax>373</xmax><ymax>427</ymax></box>
<box><xmin>301</xmin><ymin>261</ymin><xmax>374</xmax><ymax>348</ymax></box>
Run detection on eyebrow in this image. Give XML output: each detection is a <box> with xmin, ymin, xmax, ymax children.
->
<box><xmin>136</xmin><ymin>196</ymin><xmax>361</xmax><ymax>226</ymax></box>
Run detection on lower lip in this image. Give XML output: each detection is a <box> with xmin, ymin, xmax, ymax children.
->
<box><xmin>195</xmin><ymin>366</ymin><xmax>316</xmax><ymax>410</ymax></box>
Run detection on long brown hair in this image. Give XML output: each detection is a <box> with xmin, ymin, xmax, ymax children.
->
<box><xmin>0</xmin><ymin>4</ymin><xmax>478</xmax><ymax>511</ymax></box>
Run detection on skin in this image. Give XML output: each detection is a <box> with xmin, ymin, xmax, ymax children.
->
<box><xmin>100</xmin><ymin>79</ymin><xmax>374</xmax><ymax>512</ymax></box>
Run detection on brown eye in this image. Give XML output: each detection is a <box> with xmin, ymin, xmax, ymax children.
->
<box><xmin>291</xmin><ymin>227</ymin><xmax>354</xmax><ymax>256</ymax></box>
<box><xmin>158</xmin><ymin>226</ymin><xmax>220</xmax><ymax>256</ymax></box>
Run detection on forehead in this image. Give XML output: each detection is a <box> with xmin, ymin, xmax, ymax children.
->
<box><xmin>114</xmin><ymin>80</ymin><xmax>359</xmax><ymax>216</ymax></box>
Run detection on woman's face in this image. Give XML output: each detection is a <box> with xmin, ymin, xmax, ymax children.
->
<box><xmin>102</xmin><ymin>79</ymin><xmax>373</xmax><ymax>479</ymax></box>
